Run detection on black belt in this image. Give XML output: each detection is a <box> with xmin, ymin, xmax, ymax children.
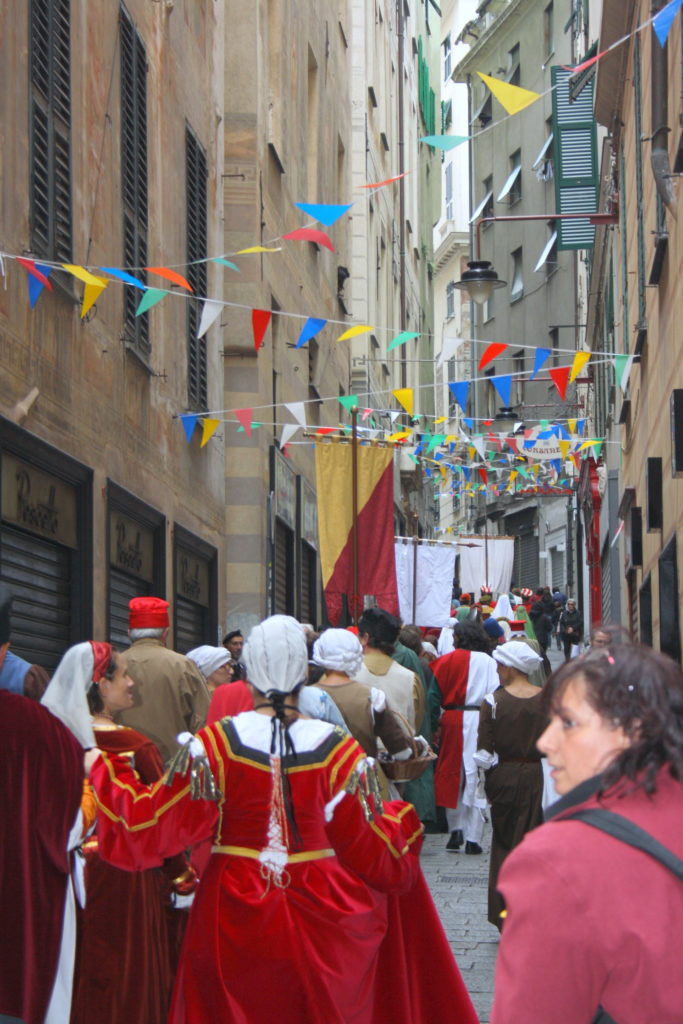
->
<box><xmin>443</xmin><ymin>703</ymin><xmax>480</xmax><ymax>711</ymax></box>
<box><xmin>499</xmin><ymin>756</ymin><xmax>541</xmax><ymax>764</ymax></box>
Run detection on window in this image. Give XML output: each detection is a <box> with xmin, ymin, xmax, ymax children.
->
<box><xmin>498</xmin><ymin>150</ymin><xmax>522</xmax><ymax>204</ymax></box>
<box><xmin>445</xmin><ymin>162</ymin><xmax>453</xmax><ymax>219</ymax></box>
<box><xmin>534</xmin><ymin>221</ymin><xmax>558</xmax><ymax>276</ymax></box>
<box><xmin>30</xmin><ymin>0</ymin><xmax>72</xmax><ymax>261</ymax></box>
<box><xmin>443</xmin><ymin>34</ymin><xmax>452</xmax><ymax>81</ymax></box>
<box><xmin>507</xmin><ymin>44</ymin><xmax>520</xmax><ymax>86</ymax></box>
<box><xmin>532</xmin><ymin>121</ymin><xmax>554</xmax><ymax>181</ymax></box>
<box><xmin>186</xmin><ymin>127</ymin><xmax>208</xmax><ymax>410</ymax></box>
<box><xmin>633</xmin><ymin>36</ymin><xmax>646</xmax><ymax>329</ymax></box>
<box><xmin>447</xmin><ymin>356</ymin><xmax>457</xmax><ymax>417</ymax></box>
<box><xmin>446</xmin><ymin>281</ymin><xmax>456</xmax><ymax>319</ymax></box>
<box><xmin>510</xmin><ymin>248</ymin><xmax>524</xmax><ymax>301</ymax></box>
<box><xmin>484</xmin><ymin>369</ymin><xmax>496</xmax><ymax>419</ymax></box>
<box><xmin>470</xmin><ymin>176</ymin><xmax>493</xmax><ymax>224</ymax></box>
<box><xmin>544</xmin><ymin>2</ymin><xmax>554</xmax><ymax>59</ymax></box>
<box><xmin>472</xmin><ymin>88</ymin><xmax>492</xmax><ymax>127</ymax></box>
<box><xmin>482</xmin><ymin>289</ymin><xmax>495</xmax><ymax>324</ymax></box>
<box><xmin>513</xmin><ymin>350</ymin><xmax>525</xmax><ymax>406</ymax></box>
<box><xmin>549</xmin><ymin>327</ymin><xmax>559</xmax><ymax>366</ymax></box>
<box><xmin>120</xmin><ymin>5</ymin><xmax>149</xmax><ymax>361</ymax></box>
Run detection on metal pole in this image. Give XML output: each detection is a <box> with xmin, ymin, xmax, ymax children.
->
<box><xmin>411</xmin><ymin>526</ymin><xmax>419</xmax><ymax>623</ymax></box>
<box><xmin>351</xmin><ymin>406</ymin><xmax>359</xmax><ymax>624</ymax></box>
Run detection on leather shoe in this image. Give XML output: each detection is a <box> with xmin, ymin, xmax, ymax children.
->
<box><xmin>445</xmin><ymin>829</ymin><xmax>464</xmax><ymax>852</ymax></box>
<box><xmin>465</xmin><ymin>841</ymin><xmax>483</xmax><ymax>855</ymax></box>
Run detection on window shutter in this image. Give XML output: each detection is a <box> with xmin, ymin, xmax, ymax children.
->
<box><xmin>186</xmin><ymin>127</ymin><xmax>208</xmax><ymax>410</ymax></box>
<box><xmin>551</xmin><ymin>65</ymin><xmax>598</xmax><ymax>249</ymax></box>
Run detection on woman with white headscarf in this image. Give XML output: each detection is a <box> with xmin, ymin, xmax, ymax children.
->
<box><xmin>186</xmin><ymin>645</ymin><xmax>233</xmax><ymax>694</ymax></box>
<box><xmin>88</xmin><ymin>615</ymin><xmax>478</xmax><ymax>1024</ymax></box>
<box><xmin>474</xmin><ymin>641</ymin><xmax>546</xmax><ymax>930</ymax></box>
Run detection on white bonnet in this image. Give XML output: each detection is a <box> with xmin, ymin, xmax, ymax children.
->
<box><xmin>243</xmin><ymin>615</ymin><xmax>309</xmax><ymax>694</ymax></box>
<box><xmin>312</xmin><ymin>629</ymin><xmax>363</xmax><ymax>677</ymax></box>
<box><xmin>493</xmin><ymin>640</ymin><xmax>543</xmax><ymax>674</ymax></box>
<box><xmin>186</xmin><ymin>645</ymin><xmax>231</xmax><ymax>680</ymax></box>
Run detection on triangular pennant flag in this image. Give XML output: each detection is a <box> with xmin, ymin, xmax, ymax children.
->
<box><xmin>463</xmin><ymin>417</ymin><xmax>474</xmax><ymax>430</ymax></box>
<box><xmin>200</xmin><ymin>418</ymin><xmax>220</xmax><ymax>447</ymax></box>
<box><xmin>592</xmin><ymin>440</ymin><xmax>604</xmax><ymax>458</ymax></box>
<box><xmin>81</xmin><ymin>277</ymin><xmax>108</xmax><ymax>318</ymax></box>
<box><xmin>567</xmin><ymin>418</ymin><xmax>577</xmax><ymax>434</ymax></box>
<box><xmin>198</xmin><ymin>300</ymin><xmax>223</xmax><ymax>338</ymax></box>
<box><xmin>551</xmin><ymin>459</ymin><xmax>562</xmax><ymax>476</ymax></box>
<box><xmin>614</xmin><ymin>353</ymin><xmax>635</xmax><ymax>392</ymax></box>
<box><xmin>530</xmin><ymin>347</ymin><xmax>551</xmax><ymax>380</ymax></box>
<box><xmin>361</xmin><ymin>408</ymin><xmax>372</xmax><ymax>421</ymax></box>
<box><xmin>389</xmin><ymin>410</ymin><xmax>400</xmax><ymax>423</ymax></box>
<box><xmin>654</xmin><ymin>0</ymin><xmax>683</xmax><ymax>46</ymax></box>
<box><xmin>477</xmin><ymin>72</ymin><xmax>541</xmax><ymax>115</ymax></box>
<box><xmin>420</xmin><ymin>134</ymin><xmax>470</xmax><ymax>151</ymax></box>
<box><xmin>336</xmin><ymin>324</ymin><xmax>373</xmax><ymax>342</ymax></box>
<box><xmin>559</xmin><ymin>440</ymin><xmax>571</xmax><ymax>460</ymax></box>
<box><xmin>99</xmin><ymin>266</ymin><xmax>147</xmax><ymax>289</ymax></box>
<box><xmin>562</xmin><ymin>49</ymin><xmax>609</xmax><ymax>74</ymax></box>
<box><xmin>360</xmin><ymin>172</ymin><xmax>408</xmax><ymax>189</ymax></box>
<box><xmin>610</xmin><ymin>519</ymin><xmax>625</xmax><ymax>548</ymax></box>
<box><xmin>17</xmin><ymin>257</ymin><xmax>54</xmax><ymax>298</ymax></box>
<box><xmin>427</xmin><ymin>434</ymin><xmax>446</xmax><ymax>453</ymax></box>
<box><xmin>549</xmin><ymin>366</ymin><xmax>571</xmax><ymax>400</ymax></box>
<box><xmin>388</xmin><ymin>331</ymin><xmax>419</xmax><ymax>351</ymax></box>
<box><xmin>448</xmin><ymin>380</ymin><xmax>470</xmax><ymax>412</ymax></box>
<box><xmin>578</xmin><ymin>440</ymin><xmax>595</xmax><ymax>452</ymax></box>
<box><xmin>577</xmin><ymin>419</ymin><xmax>586</xmax><ymax>434</ymax></box>
<box><xmin>213</xmin><ymin>258</ymin><xmax>241</xmax><ymax>271</ymax></box>
<box><xmin>491</xmin><ymin>374</ymin><xmax>513</xmax><ymax>407</ymax></box>
<box><xmin>136</xmin><ymin>288</ymin><xmax>167</xmax><ymax>316</ymax></box>
<box><xmin>61</xmin><ymin>264</ymin><xmax>107</xmax><ymax>287</ymax></box>
<box><xmin>24</xmin><ymin>261</ymin><xmax>53</xmax><ymax>307</ymax></box>
<box><xmin>295</xmin><ymin>317</ymin><xmax>327</xmax><ymax>348</ymax></box>
<box><xmin>437</xmin><ymin>335</ymin><xmax>465</xmax><ymax>368</ymax></box>
<box><xmin>392</xmin><ymin>388</ymin><xmax>413</xmax><ymax>416</ymax></box>
<box><xmin>180</xmin><ymin>414</ymin><xmax>199</xmax><ymax>443</ymax></box>
<box><xmin>235</xmin><ymin>246</ymin><xmax>282</xmax><ymax>254</ymax></box>
<box><xmin>234</xmin><ymin>408</ymin><xmax>254</xmax><ymax>436</ymax></box>
<box><xmin>472</xmin><ymin>436</ymin><xmax>487</xmax><ymax>460</ymax></box>
<box><xmin>569</xmin><ymin>350</ymin><xmax>591</xmax><ymax>383</ymax></box>
<box><xmin>145</xmin><ymin>266</ymin><xmax>193</xmax><ymax>292</ymax></box>
<box><xmin>478</xmin><ymin>467</ymin><xmax>488</xmax><ymax>484</ymax></box>
<box><xmin>280</xmin><ymin>423</ymin><xmax>299</xmax><ymax>448</ymax></box>
<box><xmin>294</xmin><ymin>202</ymin><xmax>352</xmax><ymax>226</ymax></box>
<box><xmin>285</xmin><ymin>402</ymin><xmax>307</xmax><ymax>426</ymax></box>
<box><xmin>338</xmin><ymin>394</ymin><xmax>360</xmax><ymax>413</ymax></box>
<box><xmin>252</xmin><ymin>309</ymin><xmax>272</xmax><ymax>351</ymax></box>
<box><xmin>282</xmin><ymin>227</ymin><xmax>335</xmax><ymax>252</ymax></box>
<box><xmin>479</xmin><ymin>342</ymin><xmax>508</xmax><ymax>370</ymax></box>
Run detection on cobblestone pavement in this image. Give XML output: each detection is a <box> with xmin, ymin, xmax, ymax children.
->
<box><xmin>420</xmin><ymin>823</ymin><xmax>498</xmax><ymax>1023</ymax></box>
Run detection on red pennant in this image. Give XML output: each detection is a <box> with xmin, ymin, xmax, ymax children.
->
<box><xmin>478</xmin><ymin>343</ymin><xmax>508</xmax><ymax>370</ymax></box>
<box><xmin>252</xmin><ymin>309</ymin><xmax>272</xmax><ymax>351</ymax></box>
<box><xmin>234</xmin><ymin>408</ymin><xmax>253</xmax><ymax>436</ymax></box>
<box><xmin>282</xmin><ymin>228</ymin><xmax>335</xmax><ymax>252</ymax></box>
<box><xmin>478</xmin><ymin>467</ymin><xmax>488</xmax><ymax>484</ymax></box>
<box><xmin>549</xmin><ymin>366</ymin><xmax>571</xmax><ymax>400</ymax></box>
<box><xmin>17</xmin><ymin>257</ymin><xmax>53</xmax><ymax>290</ymax></box>
<box><xmin>482</xmin><ymin>420</ymin><xmax>493</xmax><ymax>426</ymax></box>
<box><xmin>315</xmin><ymin>427</ymin><xmax>337</xmax><ymax>435</ymax></box>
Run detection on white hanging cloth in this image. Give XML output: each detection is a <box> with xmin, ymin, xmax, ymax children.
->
<box><xmin>458</xmin><ymin>537</ymin><xmax>514</xmax><ymax>597</ymax></box>
<box><xmin>394</xmin><ymin>542</ymin><xmax>456</xmax><ymax>626</ymax></box>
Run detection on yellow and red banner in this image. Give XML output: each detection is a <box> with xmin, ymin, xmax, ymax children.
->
<box><xmin>315</xmin><ymin>442</ymin><xmax>399</xmax><ymax>624</ymax></box>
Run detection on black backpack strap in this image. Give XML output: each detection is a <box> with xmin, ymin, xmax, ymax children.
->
<box><xmin>561</xmin><ymin>808</ymin><xmax>683</xmax><ymax>881</ymax></box>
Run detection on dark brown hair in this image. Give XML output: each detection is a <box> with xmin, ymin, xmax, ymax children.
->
<box><xmin>542</xmin><ymin>643</ymin><xmax>683</xmax><ymax>794</ymax></box>
<box><xmin>453</xmin><ymin>620</ymin><xmax>491</xmax><ymax>654</ymax></box>
<box><xmin>86</xmin><ymin>651</ymin><xmax>119</xmax><ymax>714</ymax></box>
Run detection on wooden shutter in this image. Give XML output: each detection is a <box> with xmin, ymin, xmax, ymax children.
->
<box><xmin>551</xmin><ymin>65</ymin><xmax>598</xmax><ymax>249</ymax></box>
<box><xmin>186</xmin><ymin>127</ymin><xmax>208</xmax><ymax>410</ymax></box>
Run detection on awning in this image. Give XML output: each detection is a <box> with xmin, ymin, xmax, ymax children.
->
<box><xmin>497</xmin><ymin>164</ymin><xmax>522</xmax><ymax>201</ymax></box>
<box><xmin>532</xmin><ymin>132</ymin><xmax>554</xmax><ymax>170</ymax></box>
<box><xmin>469</xmin><ymin>189</ymin><xmax>493</xmax><ymax>224</ymax></box>
<box><xmin>534</xmin><ymin>231</ymin><xmax>558</xmax><ymax>272</ymax></box>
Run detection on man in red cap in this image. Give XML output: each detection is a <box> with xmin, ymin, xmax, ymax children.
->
<box><xmin>118</xmin><ymin>597</ymin><xmax>210</xmax><ymax>763</ymax></box>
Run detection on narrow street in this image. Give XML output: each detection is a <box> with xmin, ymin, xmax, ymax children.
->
<box><xmin>422</xmin><ymin>643</ymin><xmax>565</xmax><ymax>1023</ymax></box>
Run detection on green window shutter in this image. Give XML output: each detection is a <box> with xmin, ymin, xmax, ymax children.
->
<box><xmin>551</xmin><ymin>65</ymin><xmax>598</xmax><ymax>249</ymax></box>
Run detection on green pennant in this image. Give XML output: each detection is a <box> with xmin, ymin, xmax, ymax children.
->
<box><xmin>136</xmin><ymin>288</ymin><xmax>167</xmax><ymax>316</ymax></box>
<box><xmin>338</xmin><ymin>394</ymin><xmax>361</xmax><ymax>413</ymax></box>
<box><xmin>427</xmin><ymin>433</ymin><xmax>445</xmax><ymax>453</ymax></box>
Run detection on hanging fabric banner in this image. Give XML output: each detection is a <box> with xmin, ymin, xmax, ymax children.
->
<box><xmin>394</xmin><ymin>541</ymin><xmax>457</xmax><ymax>626</ymax></box>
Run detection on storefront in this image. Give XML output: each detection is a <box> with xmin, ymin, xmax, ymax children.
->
<box><xmin>0</xmin><ymin>419</ymin><xmax>92</xmax><ymax>669</ymax></box>
<box><xmin>173</xmin><ymin>523</ymin><xmax>217</xmax><ymax>652</ymax></box>
<box><xmin>107</xmin><ymin>481</ymin><xmax>165</xmax><ymax>647</ymax></box>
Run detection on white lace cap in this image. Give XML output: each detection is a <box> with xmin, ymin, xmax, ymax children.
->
<box><xmin>41</xmin><ymin>642</ymin><xmax>98</xmax><ymax>749</ymax></box>
<box><xmin>312</xmin><ymin>628</ymin><xmax>363</xmax><ymax>677</ymax></box>
<box><xmin>243</xmin><ymin>615</ymin><xmax>309</xmax><ymax>694</ymax></box>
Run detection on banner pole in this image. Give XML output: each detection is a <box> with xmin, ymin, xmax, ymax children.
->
<box><xmin>351</xmin><ymin>406</ymin><xmax>359</xmax><ymax>623</ymax></box>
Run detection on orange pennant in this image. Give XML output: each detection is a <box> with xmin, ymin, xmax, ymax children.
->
<box><xmin>146</xmin><ymin>266</ymin><xmax>193</xmax><ymax>292</ymax></box>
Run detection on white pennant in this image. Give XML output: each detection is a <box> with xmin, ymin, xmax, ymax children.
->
<box><xmin>619</xmin><ymin>354</ymin><xmax>635</xmax><ymax>392</ymax></box>
<box><xmin>437</xmin><ymin>335</ymin><xmax>464</xmax><ymax>369</ymax></box>
<box><xmin>280</xmin><ymin>423</ymin><xmax>299</xmax><ymax>447</ymax></box>
<box><xmin>389</xmin><ymin>410</ymin><xmax>401</xmax><ymax>423</ymax></box>
<box><xmin>285</xmin><ymin>402</ymin><xmax>307</xmax><ymax>426</ymax></box>
<box><xmin>472</xmin><ymin>436</ymin><xmax>487</xmax><ymax>460</ymax></box>
<box><xmin>197</xmin><ymin>299</ymin><xmax>223</xmax><ymax>339</ymax></box>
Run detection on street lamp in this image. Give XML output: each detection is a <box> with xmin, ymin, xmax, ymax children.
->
<box><xmin>454</xmin><ymin>259</ymin><xmax>507</xmax><ymax>305</ymax></box>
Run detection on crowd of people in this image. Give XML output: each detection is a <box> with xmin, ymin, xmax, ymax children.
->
<box><xmin>2</xmin><ymin>578</ymin><xmax>683</xmax><ymax>1024</ymax></box>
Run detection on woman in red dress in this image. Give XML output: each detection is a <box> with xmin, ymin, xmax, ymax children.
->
<box><xmin>90</xmin><ymin>616</ymin><xmax>478</xmax><ymax>1024</ymax></box>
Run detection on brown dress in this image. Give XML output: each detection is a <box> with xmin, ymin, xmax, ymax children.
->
<box><xmin>477</xmin><ymin>688</ymin><xmax>546</xmax><ymax>927</ymax></box>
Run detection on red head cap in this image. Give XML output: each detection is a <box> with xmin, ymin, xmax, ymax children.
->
<box><xmin>129</xmin><ymin>596</ymin><xmax>170</xmax><ymax>630</ymax></box>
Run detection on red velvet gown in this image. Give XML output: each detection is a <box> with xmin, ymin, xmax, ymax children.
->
<box><xmin>71</xmin><ymin>726</ymin><xmax>175</xmax><ymax>1024</ymax></box>
<box><xmin>91</xmin><ymin>713</ymin><xmax>478</xmax><ymax>1024</ymax></box>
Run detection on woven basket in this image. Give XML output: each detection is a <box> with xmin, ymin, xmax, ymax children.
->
<box><xmin>378</xmin><ymin>745</ymin><xmax>437</xmax><ymax>783</ymax></box>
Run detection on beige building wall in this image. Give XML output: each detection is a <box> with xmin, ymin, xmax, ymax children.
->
<box><xmin>0</xmin><ymin>1</ymin><xmax>226</xmax><ymax>658</ymax></box>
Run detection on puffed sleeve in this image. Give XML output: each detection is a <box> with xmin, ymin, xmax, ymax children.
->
<box><xmin>90</xmin><ymin>750</ymin><xmax>218</xmax><ymax>871</ymax></box>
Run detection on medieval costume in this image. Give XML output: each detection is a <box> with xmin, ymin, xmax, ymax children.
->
<box><xmin>89</xmin><ymin>616</ymin><xmax>478</xmax><ymax>1024</ymax></box>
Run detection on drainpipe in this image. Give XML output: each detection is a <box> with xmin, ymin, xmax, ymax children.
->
<box><xmin>397</xmin><ymin>0</ymin><xmax>407</xmax><ymax>388</ymax></box>
<box><xmin>651</xmin><ymin>0</ymin><xmax>676</xmax><ymax>213</ymax></box>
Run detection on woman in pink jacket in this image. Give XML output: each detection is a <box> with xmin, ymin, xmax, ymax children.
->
<box><xmin>492</xmin><ymin>643</ymin><xmax>683</xmax><ymax>1024</ymax></box>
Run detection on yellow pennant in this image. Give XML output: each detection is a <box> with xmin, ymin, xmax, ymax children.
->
<box><xmin>392</xmin><ymin>388</ymin><xmax>413</xmax><ymax>416</ymax></box>
<box><xmin>62</xmin><ymin>264</ymin><xmax>108</xmax><ymax>318</ymax></box>
<box><xmin>435</xmin><ymin>416</ymin><xmax>447</xmax><ymax>425</ymax></box>
<box><xmin>200</xmin><ymin>418</ymin><xmax>220</xmax><ymax>447</ymax></box>
<box><xmin>559</xmin><ymin>440</ymin><xmax>571</xmax><ymax>460</ymax></box>
<box><xmin>386</xmin><ymin>430</ymin><xmax>412</xmax><ymax>442</ymax></box>
<box><xmin>477</xmin><ymin>72</ymin><xmax>541</xmax><ymax>115</ymax></box>
<box><xmin>336</xmin><ymin>324</ymin><xmax>373</xmax><ymax>342</ymax></box>
<box><xmin>569</xmin><ymin>350</ymin><xmax>591</xmax><ymax>383</ymax></box>
<box><xmin>235</xmin><ymin>246</ymin><xmax>282</xmax><ymax>254</ymax></box>
<box><xmin>568</xmin><ymin>418</ymin><xmax>577</xmax><ymax>434</ymax></box>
